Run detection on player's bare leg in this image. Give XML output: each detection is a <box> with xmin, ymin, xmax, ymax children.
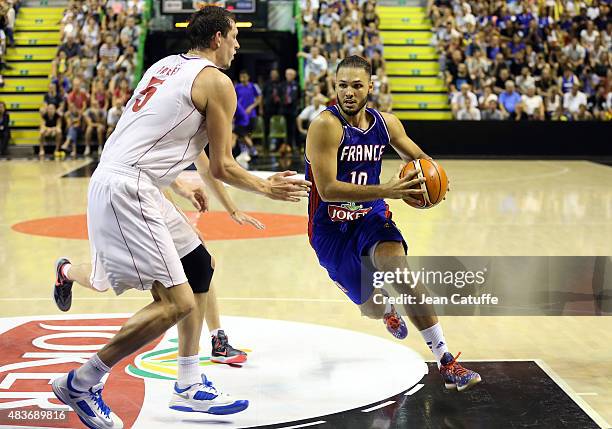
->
<box><xmin>206</xmin><ymin>283</ymin><xmax>247</xmax><ymax>364</ymax></box>
<box><xmin>372</xmin><ymin>242</ymin><xmax>438</xmax><ymax>330</ymax></box>
<box><xmin>67</xmin><ymin>263</ymin><xmax>95</xmax><ymax>289</ymax></box>
<box><xmin>100</xmin><ymin>282</ymin><xmax>194</xmax><ymax>365</ymax></box>
<box><xmin>54</xmin><ymin>257</ymin><xmax>246</xmax><ymax>364</ymax></box>
<box><xmin>205</xmin><ymin>282</ymin><xmax>221</xmax><ymax>333</ymax></box>
<box><xmin>371</xmin><ymin>241</ymin><xmax>482</xmax><ymax>391</ymax></box>
<box><xmin>168</xmin><ymin>268</ymin><xmax>249</xmax><ymax>414</ymax></box>
<box><xmin>52</xmin><ymin>281</ymin><xmax>195</xmax><ymax>429</ymax></box>
<box><xmin>54</xmin><ymin>259</ymin><xmax>99</xmax><ymax>312</ymax></box>
<box><xmin>178</xmin><ymin>291</ymin><xmax>208</xmax><ymax>357</ymax></box>
<box><xmin>53</xmin><ymin>259</ymin><xmax>249</xmax><ymax>417</ymax></box>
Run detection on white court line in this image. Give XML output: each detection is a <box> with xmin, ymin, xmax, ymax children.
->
<box><xmin>276</xmin><ymin>421</ymin><xmax>326</xmax><ymax>429</ymax></box>
<box><xmin>0</xmin><ymin>297</ymin><xmax>346</xmax><ymax>303</ymax></box>
<box><xmin>361</xmin><ymin>400</ymin><xmax>396</xmax><ymax>413</ymax></box>
<box><xmin>39</xmin><ymin>323</ymin><xmax>120</xmax><ymax>331</ymax></box>
<box><xmin>405</xmin><ymin>383</ymin><xmax>424</xmax><ymax>396</ymax></box>
<box><xmin>445</xmin><ymin>161</ymin><xmax>570</xmax><ymax>186</ymax></box>
<box><xmin>535</xmin><ymin>360</ymin><xmax>610</xmax><ymax>429</ymax></box>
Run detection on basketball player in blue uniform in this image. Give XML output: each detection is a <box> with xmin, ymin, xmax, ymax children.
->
<box><xmin>305</xmin><ymin>56</ymin><xmax>481</xmax><ymax>391</ymax></box>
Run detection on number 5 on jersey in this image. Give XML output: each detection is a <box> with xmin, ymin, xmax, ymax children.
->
<box><xmin>132</xmin><ymin>77</ymin><xmax>165</xmax><ymax>112</ymax></box>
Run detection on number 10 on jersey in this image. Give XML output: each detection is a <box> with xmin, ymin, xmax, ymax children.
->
<box><xmin>350</xmin><ymin>171</ymin><xmax>368</xmax><ymax>185</ymax></box>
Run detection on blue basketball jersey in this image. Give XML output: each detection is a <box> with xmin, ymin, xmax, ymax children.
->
<box><xmin>305</xmin><ymin>105</ymin><xmax>391</xmax><ymax>241</ymax></box>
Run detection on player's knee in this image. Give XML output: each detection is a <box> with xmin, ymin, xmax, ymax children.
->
<box><xmin>169</xmin><ymin>295</ymin><xmax>195</xmax><ymax>322</ymax></box>
<box><xmin>181</xmin><ymin>244</ymin><xmax>214</xmax><ymax>294</ymax></box>
<box><xmin>373</xmin><ymin>241</ymin><xmax>406</xmax><ymax>271</ymax></box>
<box><xmin>175</xmin><ymin>300</ymin><xmax>195</xmax><ymax>320</ymax></box>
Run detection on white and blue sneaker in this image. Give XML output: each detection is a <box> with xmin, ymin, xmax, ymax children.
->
<box><xmin>169</xmin><ymin>374</ymin><xmax>248</xmax><ymax>415</ymax></box>
<box><xmin>52</xmin><ymin>370</ymin><xmax>123</xmax><ymax>429</ymax></box>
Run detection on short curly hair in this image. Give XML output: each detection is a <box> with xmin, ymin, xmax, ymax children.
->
<box><xmin>336</xmin><ymin>55</ymin><xmax>372</xmax><ymax>78</ymax></box>
<box><xmin>187</xmin><ymin>6</ymin><xmax>235</xmax><ymax>51</ymax></box>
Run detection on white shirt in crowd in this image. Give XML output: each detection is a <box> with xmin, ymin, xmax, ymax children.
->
<box><xmin>562</xmin><ymin>43</ymin><xmax>586</xmax><ymax>62</ymax></box>
<box><xmin>563</xmin><ymin>91</ymin><xmax>588</xmax><ymax>114</ymax></box>
<box><xmin>298</xmin><ymin>104</ymin><xmax>326</xmax><ymax>125</ymax></box>
<box><xmin>457</xmin><ymin>107</ymin><xmax>481</xmax><ymax>120</ymax></box>
<box><xmin>580</xmin><ymin>29</ymin><xmax>599</xmax><ymax>51</ymax></box>
<box><xmin>521</xmin><ymin>94</ymin><xmax>544</xmax><ymax>115</ymax></box>
<box><xmin>319</xmin><ymin>12</ymin><xmax>341</xmax><ymax>27</ymax></box>
<box><xmin>587</xmin><ymin>5</ymin><xmax>600</xmax><ymax>19</ymax></box>
<box><xmin>479</xmin><ymin>93</ymin><xmax>498</xmax><ymax>107</ymax></box>
<box><xmin>301</xmin><ymin>0</ymin><xmax>319</xmax><ymax>9</ymax></box>
<box><xmin>6</xmin><ymin>6</ymin><xmax>15</xmax><ymax>29</ymax></box>
<box><xmin>451</xmin><ymin>90</ymin><xmax>478</xmax><ymax>109</ymax></box>
<box><xmin>107</xmin><ymin>106</ymin><xmax>124</xmax><ymax>127</ymax></box>
<box><xmin>516</xmin><ymin>75</ymin><xmax>536</xmax><ymax>93</ymax></box>
<box><xmin>546</xmin><ymin>94</ymin><xmax>561</xmax><ymax>113</ymax></box>
<box><xmin>304</xmin><ymin>53</ymin><xmax>328</xmax><ymax>78</ymax></box>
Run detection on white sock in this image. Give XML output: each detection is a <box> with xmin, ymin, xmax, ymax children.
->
<box><xmin>72</xmin><ymin>353</ymin><xmax>110</xmax><ymax>391</ymax></box>
<box><xmin>210</xmin><ymin>329</ymin><xmax>220</xmax><ymax>337</ymax></box>
<box><xmin>177</xmin><ymin>355</ymin><xmax>201</xmax><ymax>389</ymax></box>
<box><xmin>384</xmin><ymin>302</ymin><xmax>392</xmax><ymax>314</ymax></box>
<box><xmin>61</xmin><ymin>263</ymin><xmax>72</xmax><ymax>280</ymax></box>
<box><xmin>419</xmin><ymin>323</ymin><xmax>449</xmax><ymax>364</ymax></box>
<box><xmin>379</xmin><ymin>288</ymin><xmax>392</xmax><ymax>314</ymax></box>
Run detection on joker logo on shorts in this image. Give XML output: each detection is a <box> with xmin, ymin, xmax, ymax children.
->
<box><xmin>328</xmin><ymin>203</ymin><xmax>372</xmax><ymax>222</ymax></box>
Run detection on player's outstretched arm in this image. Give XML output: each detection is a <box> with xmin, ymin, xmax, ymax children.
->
<box><xmin>194</xmin><ymin>68</ymin><xmax>310</xmax><ymax>202</ymax></box>
<box><xmin>381</xmin><ymin>112</ymin><xmax>430</xmax><ymax>161</ymax></box>
<box><xmin>194</xmin><ymin>152</ymin><xmax>264</xmax><ymax>229</ymax></box>
<box><xmin>307</xmin><ymin>112</ymin><xmax>425</xmax><ymax>202</ymax></box>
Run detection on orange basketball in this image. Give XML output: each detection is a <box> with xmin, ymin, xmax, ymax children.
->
<box><xmin>399</xmin><ymin>159</ymin><xmax>449</xmax><ymax>209</ymax></box>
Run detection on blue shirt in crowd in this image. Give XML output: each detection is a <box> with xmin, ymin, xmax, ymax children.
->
<box><xmin>499</xmin><ymin>91</ymin><xmax>522</xmax><ymax>113</ymax></box>
<box><xmin>235</xmin><ymin>82</ymin><xmax>261</xmax><ymax>119</ymax></box>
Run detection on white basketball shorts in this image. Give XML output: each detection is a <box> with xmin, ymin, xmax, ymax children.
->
<box><xmin>87</xmin><ymin>162</ymin><xmax>201</xmax><ymax>295</ymax></box>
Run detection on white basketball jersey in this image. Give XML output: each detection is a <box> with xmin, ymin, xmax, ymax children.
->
<box><xmin>101</xmin><ymin>54</ymin><xmax>216</xmax><ymax>187</ymax></box>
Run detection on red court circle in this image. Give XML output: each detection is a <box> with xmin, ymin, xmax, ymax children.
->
<box><xmin>12</xmin><ymin>211</ymin><xmax>307</xmax><ymax>241</ymax></box>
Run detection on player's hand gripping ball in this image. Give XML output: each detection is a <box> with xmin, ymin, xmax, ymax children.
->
<box><xmin>400</xmin><ymin>159</ymin><xmax>449</xmax><ymax>209</ymax></box>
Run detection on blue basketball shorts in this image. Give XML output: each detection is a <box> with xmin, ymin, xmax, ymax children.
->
<box><xmin>310</xmin><ymin>208</ymin><xmax>407</xmax><ymax>305</ymax></box>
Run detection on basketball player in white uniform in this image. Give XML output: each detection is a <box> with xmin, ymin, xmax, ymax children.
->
<box><xmin>52</xmin><ymin>151</ymin><xmax>262</xmax><ymax>365</ymax></box>
<box><xmin>51</xmin><ymin>7</ymin><xmax>310</xmax><ymax>429</ymax></box>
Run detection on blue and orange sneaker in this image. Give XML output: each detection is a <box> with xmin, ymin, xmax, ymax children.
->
<box><xmin>439</xmin><ymin>352</ymin><xmax>482</xmax><ymax>392</ymax></box>
<box><xmin>383</xmin><ymin>306</ymin><xmax>408</xmax><ymax>339</ymax></box>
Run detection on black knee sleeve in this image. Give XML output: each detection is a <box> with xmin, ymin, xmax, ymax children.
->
<box><xmin>181</xmin><ymin>244</ymin><xmax>214</xmax><ymax>294</ymax></box>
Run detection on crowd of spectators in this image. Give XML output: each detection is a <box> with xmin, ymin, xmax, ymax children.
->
<box><xmin>39</xmin><ymin>0</ymin><xmax>143</xmax><ymax>157</ymax></box>
<box><xmin>432</xmin><ymin>0</ymin><xmax>612</xmax><ymax>120</ymax></box>
<box><xmin>292</xmin><ymin>0</ymin><xmax>388</xmax><ymax>148</ymax></box>
<box><xmin>232</xmin><ymin>0</ymin><xmax>387</xmax><ymax>162</ymax></box>
<box><xmin>299</xmin><ymin>0</ymin><xmax>388</xmax><ymax>110</ymax></box>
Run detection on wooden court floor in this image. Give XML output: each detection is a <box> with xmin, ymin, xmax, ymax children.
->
<box><xmin>0</xmin><ymin>159</ymin><xmax>611</xmax><ymax>424</ymax></box>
